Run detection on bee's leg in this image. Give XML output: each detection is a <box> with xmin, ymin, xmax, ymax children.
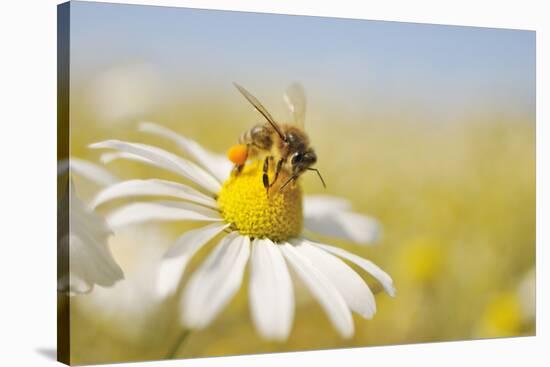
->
<box><xmin>232</xmin><ymin>144</ymin><xmax>251</xmax><ymax>176</ymax></box>
<box><xmin>269</xmin><ymin>158</ymin><xmax>285</xmax><ymax>189</ymax></box>
<box><xmin>262</xmin><ymin>156</ymin><xmax>271</xmax><ymax>192</ymax></box>
<box><xmin>232</xmin><ymin>163</ymin><xmax>244</xmax><ymax>176</ymax></box>
<box><xmin>279</xmin><ymin>175</ymin><xmax>297</xmax><ymax>193</ymax></box>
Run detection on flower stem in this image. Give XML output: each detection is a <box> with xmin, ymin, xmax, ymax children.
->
<box><xmin>165</xmin><ymin>329</ymin><xmax>191</xmax><ymax>359</ymax></box>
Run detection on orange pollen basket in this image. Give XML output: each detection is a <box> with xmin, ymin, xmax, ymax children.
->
<box><xmin>227</xmin><ymin>144</ymin><xmax>248</xmax><ymax>164</ymax></box>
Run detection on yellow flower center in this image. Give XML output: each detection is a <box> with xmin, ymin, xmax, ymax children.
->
<box><xmin>217</xmin><ymin>160</ymin><xmax>303</xmax><ymax>242</ymax></box>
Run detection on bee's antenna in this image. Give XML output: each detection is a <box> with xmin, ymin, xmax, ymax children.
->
<box><xmin>308</xmin><ymin>168</ymin><xmax>326</xmax><ymax>188</ymax></box>
<box><xmin>279</xmin><ymin>175</ymin><xmax>297</xmax><ymax>192</ymax></box>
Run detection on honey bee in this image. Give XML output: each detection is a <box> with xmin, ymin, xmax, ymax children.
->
<box><xmin>228</xmin><ymin>82</ymin><xmax>326</xmax><ymax>192</ymax></box>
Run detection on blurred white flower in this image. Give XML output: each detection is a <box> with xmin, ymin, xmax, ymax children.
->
<box><xmin>88</xmin><ymin>64</ymin><xmax>163</xmax><ymax>124</ymax></box>
<box><xmin>74</xmin><ymin>226</ymin><xmax>172</xmax><ymax>340</ymax></box>
<box><xmin>90</xmin><ymin>122</ymin><xmax>394</xmax><ymax>341</ymax></box>
<box><xmin>58</xmin><ymin>159</ymin><xmax>123</xmax><ymax>295</ymax></box>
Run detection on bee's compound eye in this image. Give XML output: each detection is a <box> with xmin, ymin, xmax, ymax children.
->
<box><xmin>305</xmin><ymin>150</ymin><xmax>317</xmax><ymax>164</ymax></box>
<box><xmin>291</xmin><ymin>152</ymin><xmax>302</xmax><ymax>164</ymax></box>
<box><xmin>227</xmin><ymin>144</ymin><xmax>248</xmax><ymax>164</ymax></box>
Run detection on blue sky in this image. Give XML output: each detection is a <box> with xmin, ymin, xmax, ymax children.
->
<box><xmin>70</xmin><ymin>1</ymin><xmax>535</xmax><ymax>122</ymax></box>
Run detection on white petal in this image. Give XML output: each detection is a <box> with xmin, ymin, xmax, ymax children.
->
<box><xmin>69</xmin><ymin>158</ymin><xmax>119</xmax><ymax>186</ymax></box>
<box><xmin>106</xmin><ymin>201</ymin><xmax>222</xmax><ymax>229</ymax></box>
<box><xmin>68</xmin><ymin>189</ymin><xmax>124</xmax><ymax>289</ymax></box>
<box><xmin>89</xmin><ymin>140</ymin><xmax>221</xmax><ymax>194</ymax></box>
<box><xmin>69</xmin><ymin>180</ymin><xmax>110</xmax><ymax>237</ymax></box>
<box><xmin>58</xmin><ymin>234</ymin><xmax>93</xmax><ymax>295</ymax></box>
<box><xmin>100</xmin><ymin>151</ymin><xmax>152</xmax><ymax>165</ymax></box>
<box><xmin>304</xmin><ymin>195</ymin><xmax>352</xmax><ymax>214</ymax></box>
<box><xmin>139</xmin><ymin>122</ymin><xmax>232</xmax><ymax>182</ymax></box>
<box><xmin>312</xmin><ymin>242</ymin><xmax>396</xmax><ymax>297</ymax></box>
<box><xmin>156</xmin><ymin>222</ymin><xmax>229</xmax><ymax>299</ymax></box>
<box><xmin>90</xmin><ymin>179</ymin><xmax>218</xmax><ymax>210</ymax></box>
<box><xmin>66</xmin><ymin>274</ymin><xmax>93</xmax><ymax>295</ymax></box>
<box><xmin>58</xmin><ymin>158</ymin><xmax>119</xmax><ymax>186</ymax></box>
<box><xmin>249</xmin><ymin>239</ymin><xmax>294</xmax><ymax>341</ymax></box>
<box><xmin>68</xmin><ymin>233</ymin><xmax>123</xmax><ymax>288</ymax></box>
<box><xmin>280</xmin><ymin>243</ymin><xmax>353</xmax><ymax>338</ymax></box>
<box><xmin>304</xmin><ymin>196</ymin><xmax>380</xmax><ymax>245</ymax></box>
<box><xmin>58</xmin><ymin>181</ymin><xmax>123</xmax><ymax>296</ymax></box>
<box><xmin>182</xmin><ymin>233</ymin><xmax>250</xmax><ymax>329</ymax></box>
<box><xmin>294</xmin><ymin>239</ymin><xmax>375</xmax><ymax>319</ymax></box>
<box><xmin>58</xmin><ymin>235</ymin><xmax>96</xmax><ymax>295</ymax></box>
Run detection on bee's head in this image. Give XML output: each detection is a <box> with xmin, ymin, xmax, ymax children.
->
<box><xmin>281</xmin><ymin>148</ymin><xmax>325</xmax><ymax>191</ymax></box>
<box><xmin>290</xmin><ymin>148</ymin><xmax>317</xmax><ymax>175</ymax></box>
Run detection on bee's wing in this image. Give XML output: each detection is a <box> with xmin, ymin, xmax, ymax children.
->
<box><xmin>233</xmin><ymin>83</ymin><xmax>286</xmax><ymax>141</ymax></box>
<box><xmin>283</xmin><ymin>82</ymin><xmax>307</xmax><ymax>129</ymax></box>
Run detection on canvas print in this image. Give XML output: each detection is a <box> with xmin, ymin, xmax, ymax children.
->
<box><xmin>57</xmin><ymin>1</ymin><xmax>536</xmax><ymax>365</ymax></box>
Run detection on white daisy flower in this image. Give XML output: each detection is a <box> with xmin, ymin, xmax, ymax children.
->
<box><xmin>58</xmin><ymin>158</ymin><xmax>124</xmax><ymax>295</ymax></box>
<box><xmin>90</xmin><ymin>122</ymin><xmax>395</xmax><ymax>341</ymax></box>
<box><xmin>74</xmin><ymin>226</ymin><xmax>172</xmax><ymax>341</ymax></box>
